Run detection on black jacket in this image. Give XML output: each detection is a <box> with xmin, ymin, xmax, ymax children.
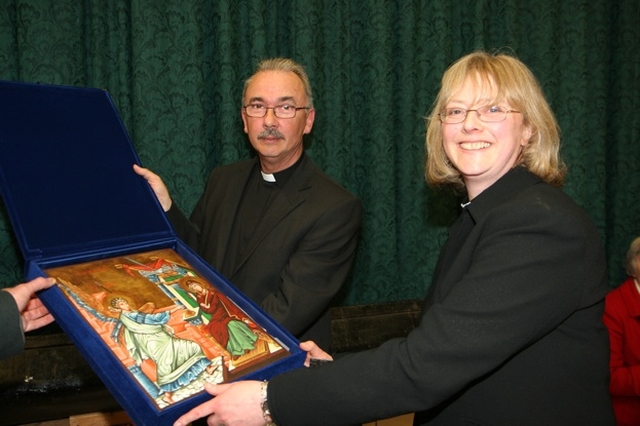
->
<box><xmin>167</xmin><ymin>155</ymin><xmax>362</xmax><ymax>349</ymax></box>
<box><xmin>268</xmin><ymin>167</ymin><xmax>614</xmax><ymax>426</ymax></box>
<box><xmin>0</xmin><ymin>291</ymin><xmax>23</xmax><ymax>360</ymax></box>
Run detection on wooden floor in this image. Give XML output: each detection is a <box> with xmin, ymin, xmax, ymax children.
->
<box><xmin>19</xmin><ymin>411</ymin><xmax>414</xmax><ymax>426</ymax></box>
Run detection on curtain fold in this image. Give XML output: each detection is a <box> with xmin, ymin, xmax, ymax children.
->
<box><xmin>0</xmin><ymin>0</ymin><xmax>638</xmax><ymax>305</ymax></box>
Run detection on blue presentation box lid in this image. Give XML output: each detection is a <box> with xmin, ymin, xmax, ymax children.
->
<box><xmin>0</xmin><ymin>80</ymin><xmax>173</xmax><ymax>265</ymax></box>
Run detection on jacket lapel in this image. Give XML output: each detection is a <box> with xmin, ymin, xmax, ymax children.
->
<box><xmin>214</xmin><ymin>160</ymin><xmax>257</xmax><ymax>270</ymax></box>
<box><xmin>229</xmin><ymin>156</ymin><xmax>312</xmax><ymax>277</ymax></box>
<box><xmin>423</xmin><ymin>167</ymin><xmax>541</xmax><ymax>310</ymax></box>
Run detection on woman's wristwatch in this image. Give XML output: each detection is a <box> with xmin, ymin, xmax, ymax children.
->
<box><xmin>261</xmin><ymin>380</ymin><xmax>276</xmax><ymax>426</ymax></box>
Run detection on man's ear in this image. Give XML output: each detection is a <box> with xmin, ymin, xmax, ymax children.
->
<box><xmin>241</xmin><ymin>108</ymin><xmax>249</xmax><ymax>134</ymax></box>
<box><xmin>304</xmin><ymin>108</ymin><xmax>316</xmax><ymax>134</ymax></box>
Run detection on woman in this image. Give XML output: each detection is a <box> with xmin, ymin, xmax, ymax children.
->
<box><xmin>174</xmin><ymin>51</ymin><xmax>614</xmax><ymax>426</ymax></box>
<box><xmin>604</xmin><ymin>236</ymin><xmax>640</xmax><ymax>426</ymax></box>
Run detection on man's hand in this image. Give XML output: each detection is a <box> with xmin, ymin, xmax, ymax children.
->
<box><xmin>301</xmin><ymin>340</ymin><xmax>333</xmax><ymax>367</ymax></box>
<box><xmin>133</xmin><ymin>164</ymin><xmax>172</xmax><ymax>211</ymax></box>
<box><xmin>3</xmin><ymin>277</ymin><xmax>56</xmax><ymax>332</ymax></box>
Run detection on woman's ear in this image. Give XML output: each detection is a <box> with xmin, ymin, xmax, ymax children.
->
<box><xmin>521</xmin><ymin>125</ymin><xmax>533</xmax><ymax>146</ymax></box>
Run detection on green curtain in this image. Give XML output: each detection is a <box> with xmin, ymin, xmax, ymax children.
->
<box><xmin>0</xmin><ymin>0</ymin><xmax>638</xmax><ymax>306</ymax></box>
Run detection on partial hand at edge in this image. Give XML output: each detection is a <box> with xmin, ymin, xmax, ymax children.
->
<box><xmin>132</xmin><ymin>164</ymin><xmax>172</xmax><ymax>212</ymax></box>
<box><xmin>3</xmin><ymin>277</ymin><xmax>56</xmax><ymax>332</ymax></box>
<box><xmin>301</xmin><ymin>340</ymin><xmax>333</xmax><ymax>367</ymax></box>
<box><xmin>173</xmin><ymin>381</ymin><xmax>265</xmax><ymax>426</ymax></box>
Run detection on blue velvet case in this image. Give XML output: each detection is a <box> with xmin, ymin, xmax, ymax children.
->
<box><xmin>0</xmin><ymin>80</ymin><xmax>304</xmax><ymax>426</ymax></box>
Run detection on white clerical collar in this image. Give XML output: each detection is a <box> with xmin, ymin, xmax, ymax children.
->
<box><xmin>261</xmin><ymin>171</ymin><xmax>276</xmax><ymax>182</ymax></box>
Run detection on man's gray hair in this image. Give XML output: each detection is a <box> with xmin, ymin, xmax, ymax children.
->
<box><xmin>243</xmin><ymin>57</ymin><xmax>314</xmax><ymax>108</ymax></box>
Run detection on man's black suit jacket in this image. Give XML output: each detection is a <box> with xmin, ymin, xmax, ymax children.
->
<box><xmin>167</xmin><ymin>154</ymin><xmax>362</xmax><ymax>349</ymax></box>
<box><xmin>268</xmin><ymin>167</ymin><xmax>615</xmax><ymax>426</ymax></box>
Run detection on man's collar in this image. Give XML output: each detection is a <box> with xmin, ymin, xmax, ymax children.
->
<box><xmin>260</xmin><ymin>152</ymin><xmax>305</xmax><ymax>186</ymax></box>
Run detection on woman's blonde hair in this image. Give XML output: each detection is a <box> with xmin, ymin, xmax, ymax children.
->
<box><xmin>425</xmin><ymin>50</ymin><xmax>566</xmax><ymax>191</ymax></box>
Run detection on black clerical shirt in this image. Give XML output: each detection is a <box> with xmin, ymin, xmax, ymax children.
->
<box><xmin>222</xmin><ymin>154</ymin><xmax>304</xmax><ymax>274</ymax></box>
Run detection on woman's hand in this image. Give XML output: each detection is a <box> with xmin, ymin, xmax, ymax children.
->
<box><xmin>173</xmin><ymin>381</ymin><xmax>265</xmax><ymax>426</ymax></box>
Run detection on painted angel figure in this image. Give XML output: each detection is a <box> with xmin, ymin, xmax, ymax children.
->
<box><xmin>107</xmin><ymin>295</ymin><xmax>216</xmax><ymax>404</ymax></box>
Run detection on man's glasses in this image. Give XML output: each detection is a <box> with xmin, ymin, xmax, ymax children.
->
<box><xmin>243</xmin><ymin>104</ymin><xmax>310</xmax><ymax>119</ymax></box>
<box><xmin>438</xmin><ymin>106</ymin><xmax>520</xmax><ymax>124</ymax></box>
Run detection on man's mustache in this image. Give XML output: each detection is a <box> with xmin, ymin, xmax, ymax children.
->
<box><xmin>258</xmin><ymin>128</ymin><xmax>285</xmax><ymax>139</ymax></box>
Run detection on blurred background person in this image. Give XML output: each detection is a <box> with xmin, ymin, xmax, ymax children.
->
<box><xmin>604</xmin><ymin>236</ymin><xmax>640</xmax><ymax>426</ymax></box>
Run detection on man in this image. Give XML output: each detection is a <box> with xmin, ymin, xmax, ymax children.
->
<box><xmin>134</xmin><ymin>58</ymin><xmax>362</xmax><ymax>349</ymax></box>
<box><xmin>0</xmin><ymin>276</ymin><xmax>56</xmax><ymax>360</ymax></box>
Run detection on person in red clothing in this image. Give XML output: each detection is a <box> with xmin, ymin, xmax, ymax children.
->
<box><xmin>604</xmin><ymin>236</ymin><xmax>640</xmax><ymax>426</ymax></box>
